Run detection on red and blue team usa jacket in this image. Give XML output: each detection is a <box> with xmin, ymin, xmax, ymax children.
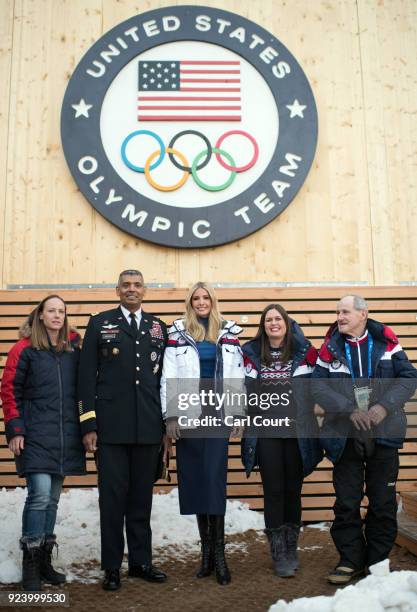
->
<box><xmin>160</xmin><ymin>318</ymin><xmax>245</xmax><ymax>421</ymax></box>
<box><xmin>241</xmin><ymin>318</ymin><xmax>323</xmax><ymax>477</ymax></box>
<box><xmin>1</xmin><ymin>331</ymin><xmax>85</xmax><ymax>477</ymax></box>
<box><xmin>311</xmin><ymin>318</ymin><xmax>417</xmax><ymax>463</ymax></box>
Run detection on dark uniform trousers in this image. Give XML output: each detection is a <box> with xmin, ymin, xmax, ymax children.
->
<box><xmin>97</xmin><ymin>443</ymin><xmax>160</xmax><ymax>570</ymax></box>
<box><xmin>331</xmin><ymin>439</ymin><xmax>399</xmax><ymax>570</ymax></box>
<box><xmin>77</xmin><ymin>307</ymin><xmax>167</xmax><ymax>571</ymax></box>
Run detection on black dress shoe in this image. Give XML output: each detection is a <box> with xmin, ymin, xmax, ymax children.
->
<box><xmin>128</xmin><ymin>564</ymin><xmax>167</xmax><ymax>583</ymax></box>
<box><xmin>102</xmin><ymin>569</ymin><xmax>121</xmax><ymax>591</ymax></box>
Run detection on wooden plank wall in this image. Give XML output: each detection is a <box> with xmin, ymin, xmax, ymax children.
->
<box><xmin>0</xmin><ymin>286</ymin><xmax>416</xmax><ymax>522</ymax></box>
<box><xmin>0</xmin><ymin>0</ymin><xmax>416</xmax><ymax>287</ymax></box>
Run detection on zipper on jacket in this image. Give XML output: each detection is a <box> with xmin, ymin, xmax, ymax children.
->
<box><xmin>55</xmin><ymin>354</ymin><xmax>65</xmax><ymax>476</ymax></box>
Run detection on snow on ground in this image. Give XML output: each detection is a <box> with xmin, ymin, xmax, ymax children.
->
<box><xmin>0</xmin><ymin>487</ymin><xmax>264</xmax><ymax>584</ymax></box>
<box><xmin>306</xmin><ymin>522</ymin><xmax>330</xmax><ymax>532</ymax></box>
<box><xmin>3</xmin><ymin>488</ymin><xmax>416</xmax><ymax>612</ymax></box>
<box><xmin>270</xmin><ymin>560</ymin><xmax>417</xmax><ymax>612</ymax></box>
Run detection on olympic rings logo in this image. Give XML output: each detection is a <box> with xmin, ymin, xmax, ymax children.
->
<box><xmin>120</xmin><ymin>129</ymin><xmax>259</xmax><ymax>192</ymax></box>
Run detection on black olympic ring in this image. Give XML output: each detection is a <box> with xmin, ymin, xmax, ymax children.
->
<box><xmin>168</xmin><ymin>130</ymin><xmax>213</xmax><ymax>174</ymax></box>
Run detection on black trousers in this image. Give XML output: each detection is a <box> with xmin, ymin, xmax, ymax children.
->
<box><xmin>331</xmin><ymin>439</ymin><xmax>399</xmax><ymax>570</ymax></box>
<box><xmin>97</xmin><ymin>443</ymin><xmax>160</xmax><ymax>570</ymax></box>
<box><xmin>257</xmin><ymin>437</ymin><xmax>304</xmax><ymax>528</ymax></box>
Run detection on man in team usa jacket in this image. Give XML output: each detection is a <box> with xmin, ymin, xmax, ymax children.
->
<box><xmin>312</xmin><ymin>294</ymin><xmax>417</xmax><ymax>586</ymax></box>
<box><xmin>78</xmin><ymin>270</ymin><xmax>168</xmax><ymax>591</ymax></box>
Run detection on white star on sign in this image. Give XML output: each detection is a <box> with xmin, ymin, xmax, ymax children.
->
<box><xmin>72</xmin><ymin>99</ymin><xmax>92</xmax><ymax>118</ymax></box>
<box><xmin>286</xmin><ymin>99</ymin><xmax>307</xmax><ymax>118</ymax></box>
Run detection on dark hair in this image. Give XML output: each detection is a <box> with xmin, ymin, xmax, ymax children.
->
<box><xmin>253</xmin><ymin>303</ymin><xmax>293</xmax><ymax>366</ymax></box>
<box><xmin>30</xmin><ymin>295</ymin><xmax>71</xmax><ymax>352</ymax></box>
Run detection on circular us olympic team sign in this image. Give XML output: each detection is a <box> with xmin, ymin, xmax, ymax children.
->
<box><xmin>61</xmin><ymin>5</ymin><xmax>318</xmax><ymax>248</ymax></box>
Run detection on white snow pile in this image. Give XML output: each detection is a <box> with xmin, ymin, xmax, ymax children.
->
<box><xmin>307</xmin><ymin>522</ymin><xmax>330</xmax><ymax>532</ymax></box>
<box><xmin>0</xmin><ymin>487</ymin><xmax>264</xmax><ymax>584</ymax></box>
<box><xmin>270</xmin><ymin>559</ymin><xmax>417</xmax><ymax>612</ymax></box>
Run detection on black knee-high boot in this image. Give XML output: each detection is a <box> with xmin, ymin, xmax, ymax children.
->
<box><xmin>196</xmin><ymin>515</ymin><xmax>214</xmax><ymax>578</ymax></box>
<box><xmin>20</xmin><ymin>539</ymin><xmax>42</xmax><ymax>591</ymax></box>
<box><xmin>40</xmin><ymin>535</ymin><xmax>66</xmax><ymax>584</ymax></box>
<box><xmin>210</xmin><ymin>515</ymin><xmax>231</xmax><ymax>585</ymax></box>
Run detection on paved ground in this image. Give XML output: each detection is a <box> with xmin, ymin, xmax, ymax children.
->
<box><xmin>2</xmin><ymin>527</ymin><xmax>417</xmax><ymax>611</ymax></box>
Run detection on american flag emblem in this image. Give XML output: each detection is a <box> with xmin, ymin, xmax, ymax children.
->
<box><xmin>137</xmin><ymin>60</ymin><xmax>241</xmax><ymax>122</ymax></box>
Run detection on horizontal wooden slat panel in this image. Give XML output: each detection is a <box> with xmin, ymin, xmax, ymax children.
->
<box><xmin>1</xmin><ymin>286</ymin><xmax>417</xmax><ymax>302</ymax></box>
<box><xmin>1</xmin><ymin>287</ymin><xmax>417</xmax><ymax>522</ymax></box>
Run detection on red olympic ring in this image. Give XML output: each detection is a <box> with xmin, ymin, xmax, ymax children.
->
<box><xmin>215</xmin><ymin>130</ymin><xmax>259</xmax><ymax>173</ymax></box>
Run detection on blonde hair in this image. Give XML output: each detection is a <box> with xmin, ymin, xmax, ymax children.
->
<box><xmin>184</xmin><ymin>282</ymin><xmax>224</xmax><ymax>342</ymax></box>
<box><xmin>29</xmin><ymin>295</ymin><xmax>71</xmax><ymax>352</ymax></box>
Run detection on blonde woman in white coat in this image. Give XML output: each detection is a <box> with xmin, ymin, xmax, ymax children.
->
<box><xmin>161</xmin><ymin>282</ymin><xmax>244</xmax><ymax>585</ymax></box>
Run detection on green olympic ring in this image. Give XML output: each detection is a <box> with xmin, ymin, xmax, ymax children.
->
<box><xmin>191</xmin><ymin>147</ymin><xmax>237</xmax><ymax>192</ymax></box>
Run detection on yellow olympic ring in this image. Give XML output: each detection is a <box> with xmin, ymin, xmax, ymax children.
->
<box><xmin>144</xmin><ymin>147</ymin><xmax>189</xmax><ymax>192</ymax></box>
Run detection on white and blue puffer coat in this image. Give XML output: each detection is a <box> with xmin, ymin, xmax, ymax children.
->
<box><xmin>160</xmin><ymin>318</ymin><xmax>245</xmax><ymax>422</ymax></box>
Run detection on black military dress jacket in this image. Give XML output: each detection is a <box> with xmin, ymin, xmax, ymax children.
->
<box><xmin>78</xmin><ymin>307</ymin><xmax>167</xmax><ymax>444</ymax></box>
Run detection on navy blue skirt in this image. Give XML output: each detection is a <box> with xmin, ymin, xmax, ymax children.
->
<box><xmin>175</xmin><ymin>437</ymin><xmax>229</xmax><ymax>515</ymax></box>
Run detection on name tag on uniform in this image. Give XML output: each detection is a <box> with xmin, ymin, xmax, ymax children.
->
<box><xmin>101</xmin><ymin>333</ymin><xmax>119</xmax><ymax>341</ymax></box>
<box><xmin>100</xmin><ymin>326</ymin><xmax>120</xmax><ymax>341</ymax></box>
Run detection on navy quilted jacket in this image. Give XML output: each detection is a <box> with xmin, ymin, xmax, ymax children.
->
<box><xmin>1</xmin><ymin>333</ymin><xmax>86</xmax><ymax>477</ymax></box>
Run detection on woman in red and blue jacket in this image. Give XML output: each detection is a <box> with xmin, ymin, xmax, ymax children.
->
<box><xmin>1</xmin><ymin>295</ymin><xmax>85</xmax><ymax>591</ymax></box>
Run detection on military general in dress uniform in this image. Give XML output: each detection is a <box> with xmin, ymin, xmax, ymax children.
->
<box><xmin>78</xmin><ymin>269</ymin><xmax>168</xmax><ymax>591</ymax></box>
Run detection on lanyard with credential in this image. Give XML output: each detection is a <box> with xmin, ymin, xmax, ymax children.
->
<box><xmin>344</xmin><ymin>333</ymin><xmax>373</xmax><ymax>385</ymax></box>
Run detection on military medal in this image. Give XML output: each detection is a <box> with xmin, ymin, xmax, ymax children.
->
<box><xmin>150</xmin><ymin>351</ymin><xmax>157</xmax><ymax>361</ymax></box>
<box><xmin>112</xmin><ymin>347</ymin><xmax>119</xmax><ymax>355</ymax></box>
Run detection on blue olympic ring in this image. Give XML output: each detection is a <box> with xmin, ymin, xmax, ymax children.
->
<box><xmin>121</xmin><ymin>130</ymin><xmax>165</xmax><ymax>173</ymax></box>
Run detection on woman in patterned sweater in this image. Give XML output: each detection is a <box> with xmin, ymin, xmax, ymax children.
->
<box><xmin>241</xmin><ymin>304</ymin><xmax>320</xmax><ymax>578</ymax></box>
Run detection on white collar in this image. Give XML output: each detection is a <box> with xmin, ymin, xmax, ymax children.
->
<box><xmin>120</xmin><ymin>304</ymin><xmax>142</xmax><ymax>324</ymax></box>
<box><xmin>346</xmin><ymin>328</ymin><xmax>368</xmax><ymax>343</ymax></box>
